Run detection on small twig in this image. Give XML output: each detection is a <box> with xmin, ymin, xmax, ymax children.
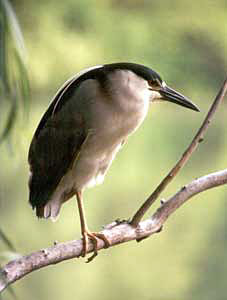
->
<box><xmin>130</xmin><ymin>78</ymin><xmax>227</xmax><ymax>227</ymax></box>
<box><xmin>0</xmin><ymin>169</ymin><xmax>226</xmax><ymax>293</ymax></box>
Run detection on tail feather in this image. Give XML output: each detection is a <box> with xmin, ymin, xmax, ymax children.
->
<box><xmin>29</xmin><ymin>174</ymin><xmax>62</xmax><ymax>221</ymax></box>
<box><xmin>31</xmin><ymin>199</ymin><xmax>62</xmax><ymax>222</ymax></box>
<box><xmin>29</xmin><ymin>169</ymin><xmax>56</xmax><ymax>212</ymax></box>
<box><xmin>36</xmin><ymin>205</ymin><xmax>45</xmax><ymax>218</ymax></box>
<box><xmin>44</xmin><ymin>199</ymin><xmax>61</xmax><ymax>222</ymax></box>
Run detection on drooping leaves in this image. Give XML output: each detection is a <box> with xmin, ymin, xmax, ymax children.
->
<box><xmin>0</xmin><ymin>0</ymin><xmax>29</xmax><ymax>143</ymax></box>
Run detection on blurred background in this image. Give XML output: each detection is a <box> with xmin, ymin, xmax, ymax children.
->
<box><xmin>0</xmin><ymin>0</ymin><xmax>226</xmax><ymax>299</ymax></box>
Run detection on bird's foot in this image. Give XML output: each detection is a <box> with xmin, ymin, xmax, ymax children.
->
<box><xmin>81</xmin><ymin>231</ymin><xmax>110</xmax><ymax>263</ymax></box>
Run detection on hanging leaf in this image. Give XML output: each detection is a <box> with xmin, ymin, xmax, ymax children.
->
<box><xmin>0</xmin><ymin>0</ymin><xmax>30</xmax><ymax>143</ymax></box>
<box><xmin>0</xmin><ymin>100</ymin><xmax>17</xmax><ymax>144</ymax></box>
<box><xmin>0</xmin><ymin>2</ymin><xmax>27</xmax><ymax>297</ymax></box>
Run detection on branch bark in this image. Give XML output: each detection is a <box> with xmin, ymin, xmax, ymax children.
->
<box><xmin>0</xmin><ymin>169</ymin><xmax>226</xmax><ymax>293</ymax></box>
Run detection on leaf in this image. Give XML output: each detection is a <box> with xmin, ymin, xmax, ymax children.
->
<box><xmin>0</xmin><ymin>0</ymin><xmax>30</xmax><ymax>144</ymax></box>
<box><xmin>13</xmin><ymin>49</ymin><xmax>30</xmax><ymax>112</ymax></box>
<box><xmin>0</xmin><ymin>0</ymin><xmax>26</xmax><ymax>61</ymax></box>
<box><xmin>0</xmin><ymin>100</ymin><xmax>17</xmax><ymax>143</ymax></box>
<box><xmin>0</xmin><ymin>229</ymin><xmax>16</xmax><ymax>252</ymax></box>
<box><xmin>0</xmin><ymin>2</ymin><xmax>9</xmax><ymax>92</ymax></box>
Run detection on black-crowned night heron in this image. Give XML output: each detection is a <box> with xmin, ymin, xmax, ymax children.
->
<box><xmin>28</xmin><ymin>62</ymin><xmax>199</xmax><ymax>260</ymax></box>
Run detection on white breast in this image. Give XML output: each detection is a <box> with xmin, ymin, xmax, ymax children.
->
<box><xmin>49</xmin><ymin>71</ymin><xmax>151</xmax><ymax>206</ymax></box>
<box><xmin>86</xmin><ymin>142</ymin><xmax>123</xmax><ymax>188</ymax></box>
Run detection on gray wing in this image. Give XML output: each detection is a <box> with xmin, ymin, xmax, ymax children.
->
<box><xmin>28</xmin><ymin>66</ymin><xmax>104</xmax><ymax>216</ymax></box>
<box><xmin>28</xmin><ymin>81</ymin><xmax>86</xmax><ymax>216</ymax></box>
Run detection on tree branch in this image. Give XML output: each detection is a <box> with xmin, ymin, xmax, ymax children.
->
<box><xmin>0</xmin><ymin>169</ymin><xmax>227</xmax><ymax>293</ymax></box>
<box><xmin>130</xmin><ymin>78</ymin><xmax>227</xmax><ymax>226</ymax></box>
<box><xmin>1</xmin><ymin>80</ymin><xmax>226</xmax><ymax>293</ymax></box>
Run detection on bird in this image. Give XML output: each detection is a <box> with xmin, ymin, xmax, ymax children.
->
<box><xmin>28</xmin><ymin>62</ymin><xmax>199</xmax><ymax>261</ymax></box>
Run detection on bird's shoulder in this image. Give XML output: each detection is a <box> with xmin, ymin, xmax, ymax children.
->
<box><xmin>33</xmin><ymin>65</ymin><xmax>104</xmax><ymax>139</ymax></box>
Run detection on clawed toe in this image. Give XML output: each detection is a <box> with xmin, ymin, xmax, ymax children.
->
<box><xmin>81</xmin><ymin>231</ymin><xmax>110</xmax><ymax>263</ymax></box>
<box><xmin>92</xmin><ymin>232</ymin><xmax>110</xmax><ymax>249</ymax></box>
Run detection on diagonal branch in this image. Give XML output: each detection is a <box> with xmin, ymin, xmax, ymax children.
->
<box><xmin>130</xmin><ymin>78</ymin><xmax>227</xmax><ymax>226</ymax></box>
<box><xmin>0</xmin><ymin>169</ymin><xmax>227</xmax><ymax>293</ymax></box>
<box><xmin>0</xmin><ymin>80</ymin><xmax>226</xmax><ymax>293</ymax></box>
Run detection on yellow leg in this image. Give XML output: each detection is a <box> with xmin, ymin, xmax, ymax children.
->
<box><xmin>76</xmin><ymin>191</ymin><xmax>110</xmax><ymax>262</ymax></box>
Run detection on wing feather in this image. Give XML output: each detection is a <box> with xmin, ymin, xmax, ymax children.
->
<box><xmin>28</xmin><ymin>114</ymin><xmax>85</xmax><ymax>213</ymax></box>
<box><xmin>28</xmin><ymin>65</ymin><xmax>103</xmax><ymax>216</ymax></box>
<box><xmin>33</xmin><ymin>65</ymin><xmax>102</xmax><ymax>139</ymax></box>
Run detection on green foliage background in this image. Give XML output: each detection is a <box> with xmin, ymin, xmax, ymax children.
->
<box><xmin>0</xmin><ymin>0</ymin><xmax>226</xmax><ymax>299</ymax></box>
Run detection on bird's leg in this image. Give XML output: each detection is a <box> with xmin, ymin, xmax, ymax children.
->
<box><xmin>76</xmin><ymin>191</ymin><xmax>110</xmax><ymax>262</ymax></box>
<box><xmin>76</xmin><ymin>190</ymin><xmax>89</xmax><ymax>257</ymax></box>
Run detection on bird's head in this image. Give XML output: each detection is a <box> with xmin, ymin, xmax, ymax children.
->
<box><xmin>103</xmin><ymin>63</ymin><xmax>200</xmax><ymax>112</ymax></box>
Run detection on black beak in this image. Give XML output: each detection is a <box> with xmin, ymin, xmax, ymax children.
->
<box><xmin>159</xmin><ymin>86</ymin><xmax>200</xmax><ymax>112</ymax></box>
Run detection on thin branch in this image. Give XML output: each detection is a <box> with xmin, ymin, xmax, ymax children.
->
<box><xmin>0</xmin><ymin>81</ymin><xmax>226</xmax><ymax>293</ymax></box>
<box><xmin>130</xmin><ymin>78</ymin><xmax>227</xmax><ymax>226</ymax></box>
<box><xmin>0</xmin><ymin>169</ymin><xmax>227</xmax><ymax>293</ymax></box>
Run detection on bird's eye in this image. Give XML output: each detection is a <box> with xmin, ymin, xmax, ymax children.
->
<box><xmin>148</xmin><ymin>79</ymin><xmax>160</xmax><ymax>88</ymax></box>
